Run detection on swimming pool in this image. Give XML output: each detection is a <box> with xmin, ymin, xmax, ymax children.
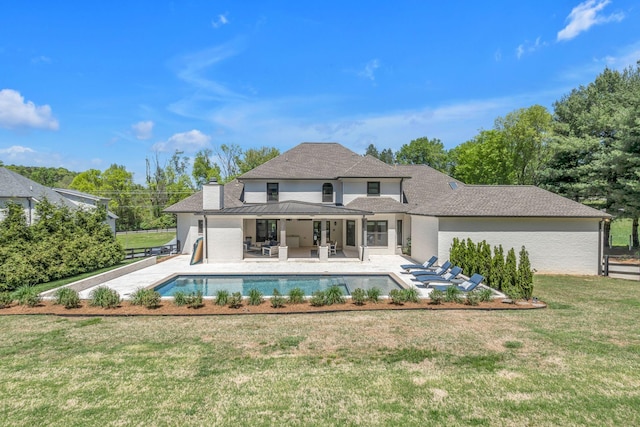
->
<box><xmin>153</xmin><ymin>274</ymin><xmax>404</xmax><ymax>297</ymax></box>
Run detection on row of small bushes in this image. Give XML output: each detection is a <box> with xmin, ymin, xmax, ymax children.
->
<box><xmin>0</xmin><ymin>284</ymin><xmax>496</xmax><ymax>311</ymax></box>
<box><xmin>449</xmin><ymin>238</ymin><xmax>534</xmax><ymax>300</ymax></box>
<box><xmin>428</xmin><ymin>287</ymin><xmax>494</xmax><ymax>306</ymax></box>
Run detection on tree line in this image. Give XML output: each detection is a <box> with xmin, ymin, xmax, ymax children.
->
<box><xmin>3</xmin><ymin>63</ymin><xmax>638</xmax><ymax>237</ymax></box>
<box><xmin>365</xmin><ymin>64</ymin><xmax>640</xmax><ymax>243</ymax></box>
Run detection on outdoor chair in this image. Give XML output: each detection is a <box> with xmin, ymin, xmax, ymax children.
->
<box><xmin>417</xmin><ymin>266</ymin><xmax>462</xmax><ymax>284</ymax></box>
<box><xmin>429</xmin><ymin>274</ymin><xmax>484</xmax><ymax>292</ymax></box>
<box><xmin>411</xmin><ymin>261</ymin><xmax>452</xmax><ymax>278</ymax></box>
<box><xmin>262</xmin><ymin>245</ymin><xmax>279</xmax><ymax>257</ymax></box>
<box><xmin>329</xmin><ymin>242</ymin><xmax>337</xmax><ymax>255</ymax></box>
<box><xmin>401</xmin><ymin>256</ymin><xmax>437</xmax><ymax>271</ymax></box>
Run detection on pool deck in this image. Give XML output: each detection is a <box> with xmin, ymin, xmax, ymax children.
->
<box><xmin>75</xmin><ymin>255</ymin><xmax>439</xmax><ymax>299</ymax></box>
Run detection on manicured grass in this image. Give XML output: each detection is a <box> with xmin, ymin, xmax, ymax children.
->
<box><xmin>1</xmin><ymin>275</ymin><xmax>639</xmax><ymax>425</ymax></box>
<box><xmin>610</xmin><ymin>218</ymin><xmax>632</xmax><ymax>246</ymax></box>
<box><xmin>116</xmin><ymin>231</ymin><xmax>176</xmax><ymax>249</ymax></box>
<box><xmin>28</xmin><ymin>259</ymin><xmax>139</xmax><ymax>295</ymax></box>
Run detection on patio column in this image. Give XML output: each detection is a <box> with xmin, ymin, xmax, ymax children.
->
<box><xmin>319</xmin><ymin>219</ymin><xmax>329</xmax><ymax>261</ymax></box>
<box><xmin>279</xmin><ymin>219</ymin><xmax>288</xmax><ymax>261</ymax></box>
<box><xmin>361</xmin><ymin>216</ymin><xmax>369</xmax><ymax>261</ymax></box>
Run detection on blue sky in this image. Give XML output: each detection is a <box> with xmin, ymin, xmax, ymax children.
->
<box><xmin>1</xmin><ymin>0</ymin><xmax>639</xmax><ymax>183</ymax></box>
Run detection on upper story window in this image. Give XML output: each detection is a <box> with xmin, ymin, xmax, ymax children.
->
<box><xmin>367</xmin><ymin>181</ymin><xmax>380</xmax><ymax>196</ymax></box>
<box><xmin>322</xmin><ymin>183</ymin><xmax>333</xmax><ymax>203</ymax></box>
<box><xmin>267</xmin><ymin>183</ymin><xmax>279</xmax><ymax>202</ymax></box>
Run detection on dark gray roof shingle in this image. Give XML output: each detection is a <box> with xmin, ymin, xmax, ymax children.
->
<box><xmin>164</xmin><ymin>180</ymin><xmax>245</xmax><ymax>213</ymax></box>
<box><xmin>0</xmin><ymin>167</ymin><xmax>77</xmax><ymax>209</ymax></box>
<box><xmin>239</xmin><ymin>143</ymin><xmax>406</xmax><ymax>180</ymax></box>
<box><xmin>409</xmin><ymin>185</ymin><xmax>610</xmax><ymax>218</ymax></box>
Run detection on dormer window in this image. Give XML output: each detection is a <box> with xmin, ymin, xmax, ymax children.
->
<box><xmin>367</xmin><ymin>181</ymin><xmax>380</xmax><ymax>196</ymax></box>
<box><xmin>267</xmin><ymin>183</ymin><xmax>279</xmax><ymax>202</ymax></box>
<box><xmin>322</xmin><ymin>183</ymin><xmax>333</xmax><ymax>203</ymax></box>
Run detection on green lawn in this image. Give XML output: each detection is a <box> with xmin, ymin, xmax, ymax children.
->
<box><xmin>116</xmin><ymin>231</ymin><xmax>176</xmax><ymax>249</ymax></box>
<box><xmin>610</xmin><ymin>218</ymin><xmax>633</xmax><ymax>246</ymax></box>
<box><xmin>1</xmin><ymin>275</ymin><xmax>639</xmax><ymax>426</ymax></box>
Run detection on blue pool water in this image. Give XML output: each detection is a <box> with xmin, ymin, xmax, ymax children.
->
<box><xmin>154</xmin><ymin>274</ymin><xmax>403</xmax><ymax>297</ymax></box>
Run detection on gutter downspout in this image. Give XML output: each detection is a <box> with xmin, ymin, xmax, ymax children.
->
<box><xmin>598</xmin><ymin>219</ymin><xmax>604</xmax><ymax>275</ymax></box>
<box><xmin>204</xmin><ymin>214</ymin><xmax>209</xmax><ymax>262</ymax></box>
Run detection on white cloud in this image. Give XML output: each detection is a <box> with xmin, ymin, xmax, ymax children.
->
<box><xmin>0</xmin><ymin>145</ymin><xmax>36</xmax><ymax>158</ymax></box>
<box><xmin>494</xmin><ymin>49</ymin><xmax>502</xmax><ymax>62</ymax></box>
<box><xmin>557</xmin><ymin>0</ymin><xmax>624</xmax><ymax>41</ymax></box>
<box><xmin>212</xmin><ymin>13</ymin><xmax>229</xmax><ymax>28</ymax></box>
<box><xmin>516</xmin><ymin>37</ymin><xmax>546</xmax><ymax>59</ymax></box>
<box><xmin>31</xmin><ymin>55</ymin><xmax>51</xmax><ymax>64</ymax></box>
<box><xmin>131</xmin><ymin>120</ymin><xmax>154</xmax><ymax>140</ymax></box>
<box><xmin>152</xmin><ymin>129</ymin><xmax>211</xmax><ymax>152</ymax></box>
<box><xmin>358</xmin><ymin>59</ymin><xmax>380</xmax><ymax>81</ymax></box>
<box><xmin>174</xmin><ymin>42</ymin><xmax>247</xmax><ymax>100</ymax></box>
<box><xmin>0</xmin><ymin>89</ymin><xmax>59</xmax><ymax>130</ymax></box>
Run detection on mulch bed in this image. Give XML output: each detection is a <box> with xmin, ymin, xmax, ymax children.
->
<box><xmin>0</xmin><ymin>299</ymin><xmax>546</xmax><ymax>316</ymax></box>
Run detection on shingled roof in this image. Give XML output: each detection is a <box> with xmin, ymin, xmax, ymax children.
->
<box><xmin>164</xmin><ymin>143</ymin><xmax>608</xmax><ymax>219</ymax></box>
<box><xmin>397</xmin><ymin>164</ymin><xmax>462</xmax><ymax>209</ymax></box>
<box><xmin>346</xmin><ymin>197</ymin><xmax>409</xmax><ymax>213</ymax></box>
<box><xmin>239</xmin><ymin>143</ymin><xmax>407</xmax><ymax>180</ymax></box>
<box><xmin>0</xmin><ymin>167</ymin><xmax>77</xmax><ymax>209</ymax></box>
<box><xmin>164</xmin><ymin>179</ymin><xmax>245</xmax><ymax>213</ymax></box>
<box><xmin>409</xmin><ymin>185</ymin><xmax>610</xmax><ymax>218</ymax></box>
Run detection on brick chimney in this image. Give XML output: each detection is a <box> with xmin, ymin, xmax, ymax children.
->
<box><xmin>203</xmin><ymin>179</ymin><xmax>224</xmax><ymax>210</ymax></box>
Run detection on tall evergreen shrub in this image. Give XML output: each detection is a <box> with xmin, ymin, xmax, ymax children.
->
<box><xmin>489</xmin><ymin>245</ymin><xmax>505</xmax><ymax>291</ymax></box>
<box><xmin>517</xmin><ymin>246</ymin><xmax>534</xmax><ymax>299</ymax></box>
<box><xmin>504</xmin><ymin>248</ymin><xmax>519</xmax><ymax>299</ymax></box>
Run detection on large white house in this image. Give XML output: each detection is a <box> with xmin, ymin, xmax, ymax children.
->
<box><xmin>0</xmin><ymin>167</ymin><xmax>117</xmax><ymax>233</ymax></box>
<box><xmin>165</xmin><ymin>142</ymin><xmax>609</xmax><ymax>275</ymax></box>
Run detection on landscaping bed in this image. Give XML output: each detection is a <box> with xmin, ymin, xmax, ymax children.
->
<box><xmin>0</xmin><ymin>298</ymin><xmax>545</xmax><ymax>316</ymax></box>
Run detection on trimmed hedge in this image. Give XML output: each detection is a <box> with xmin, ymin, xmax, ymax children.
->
<box><xmin>450</xmin><ymin>238</ymin><xmax>534</xmax><ymax>300</ymax></box>
<box><xmin>0</xmin><ymin>200</ymin><xmax>124</xmax><ymax>291</ymax></box>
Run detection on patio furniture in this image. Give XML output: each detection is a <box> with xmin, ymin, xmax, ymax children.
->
<box><xmin>401</xmin><ymin>255</ymin><xmax>437</xmax><ymax>271</ymax></box>
<box><xmin>262</xmin><ymin>245</ymin><xmax>279</xmax><ymax>257</ymax></box>
<box><xmin>329</xmin><ymin>242</ymin><xmax>337</xmax><ymax>255</ymax></box>
<box><xmin>412</xmin><ymin>261</ymin><xmax>452</xmax><ymax>278</ymax></box>
<box><xmin>417</xmin><ymin>266</ymin><xmax>462</xmax><ymax>284</ymax></box>
<box><xmin>429</xmin><ymin>274</ymin><xmax>484</xmax><ymax>292</ymax></box>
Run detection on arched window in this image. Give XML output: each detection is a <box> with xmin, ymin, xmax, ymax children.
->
<box><xmin>322</xmin><ymin>183</ymin><xmax>333</xmax><ymax>203</ymax></box>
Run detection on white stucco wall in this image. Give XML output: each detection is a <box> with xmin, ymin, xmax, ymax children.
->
<box><xmin>437</xmin><ymin>217</ymin><xmax>601</xmax><ymax>275</ymax></box>
<box><xmin>206</xmin><ymin>217</ymin><xmax>244</xmax><ymax>262</ymax></box>
<box><xmin>243</xmin><ymin>180</ymin><xmax>340</xmax><ymax>204</ymax></box>
<box><xmin>409</xmin><ymin>215</ymin><xmax>439</xmax><ymax>263</ymax></box>
<box><xmin>0</xmin><ymin>197</ymin><xmax>32</xmax><ymax>224</ymax></box>
<box><xmin>342</xmin><ymin>179</ymin><xmax>401</xmax><ymax>205</ymax></box>
<box><xmin>176</xmin><ymin>213</ymin><xmax>200</xmax><ymax>254</ymax></box>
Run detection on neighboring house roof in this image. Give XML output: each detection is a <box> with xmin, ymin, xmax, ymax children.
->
<box><xmin>206</xmin><ymin>200</ymin><xmax>371</xmax><ymax>216</ymax></box>
<box><xmin>409</xmin><ymin>185</ymin><xmax>610</xmax><ymax>218</ymax></box>
<box><xmin>346</xmin><ymin>197</ymin><xmax>410</xmax><ymax>213</ymax></box>
<box><xmin>239</xmin><ymin>142</ymin><xmax>407</xmax><ymax>180</ymax></box>
<box><xmin>53</xmin><ymin>187</ymin><xmax>110</xmax><ymax>202</ymax></box>
<box><xmin>0</xmin><ymin>167</ymin><xmax>77</xmax><ymax>209</ymax></box>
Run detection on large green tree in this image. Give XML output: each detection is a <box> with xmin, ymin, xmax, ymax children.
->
<box><xmin>192</xmin><ymin>149</ymin><xmax>222</xmax><ymax>188</ymax></box>
<box><xmin>395</xmin><ymin>137</ymin><xmax>448</xmax><ymax>171</ymax></box>
<box><xmin>449</xmin><ymin>129</ymin><xmax>513</xmax><ymax>184</ymax></box>
<box><xmin>495</xmin><ymin>105</ymin><xmax>552</xmax><ymax>185</ymax></box>
<box><xmin>238</xmin><ymin>146</ymin><xmax>280</xmax><ymax>174</ymax></box>
<box><xmin>541</xmin><ymin>65</ymin><xmax>640</xmax><ymax>244</ymax></box>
